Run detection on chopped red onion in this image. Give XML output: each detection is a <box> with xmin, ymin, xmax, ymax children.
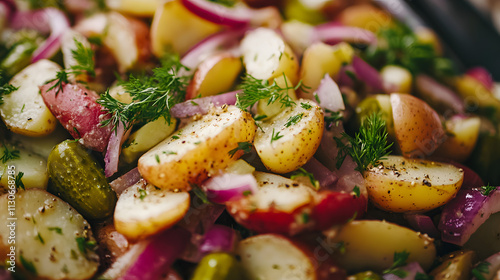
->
<box><xmin>181</xmin><ymin>0</ymin><xmax>252</xmax><ymax>27</ymax></box>
<box><xmin>170</xmin><ymin>90</ymin><xmax>240</xmax><ymax>118</ymax></box>
<box><xmin>104</xmin><ymin>122</ymin><xmax>127</xmax><ymax>178</ymax></box>
<box><xmin>0</xmin><ymin>0</ymin><xmax>15</xmax><ymax>22</ymax></box>
<box><xmin>202</xmin><ymin>172</ymin><xmax>258</xmax><ymax>204</ymax></box>
<box><xmin>336</xmin><ymin>65</ymin><xmax>356</xmax><ymax>88</ymax></box>
<box><xmin>109</xmin><ymin>168</ymin><xmax>142</xmax><ymax>196</ymax></box>
<box><xmin>313</xmin><ymin>23</ymin><xmax>377</xmax><ymax>46</ymax></box>
<box><xmin>466</xmin><ymin>67</ymin><xmax>494</xmax><ymax>91</ymax></box>
<box><xmin>448</xmin><ymin>161</ymin><xmax>484</xmax><ymax>189</ymax></box>
<box><xmin>439</xmin><ymin>186</ymin><xmax>500</xmax><ymax>246</ymax></box>
<box><xmin>415</xmin><ymin>74</ymin><xmax>465</xmax><ymax>114</ymax></box>
<box><xmin>404</xmin><ymin>213</ymin><xmax>440</xmax><ymax>238</ymax></box>
<box><xmin>199</xmin><ymin>225</ymin><xmax>239</xmax><ymax>256</ymax></box>
<box><xmin>120</xmin><ymin>227</ymin><xmax>190</xmax><ymax>280</ymax></box>
<box><xmin>180</xmin><ymin>28</ymin><xmax>246</xmax><ymax>76</ymax></box>
<box><xmin>302</xmin><ymin>157</ymin><xmax>337</xmax><ymax>189</ymax></box>
<box><xmin>315</xmin><ymin>73</ymin><xmax>345</xmax><ymax>112</ymax></box>
<box><xmin>383</xmin><ymin>262</ymin><xmax>425</xmax><ymax>280</ymax></box>
<box><xmin>352</xmin><ymin>56</ymin><xmax>384</xmax><ymax>91</ymax></box>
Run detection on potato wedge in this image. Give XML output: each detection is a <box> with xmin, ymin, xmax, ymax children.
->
<box><xmin>391</xmin><ymin>93</ymin><xmax>445</xmax><ymax>158</ymax></box>
<box><xmin>429</xmin><ymin>250</ymin><xmax>475</xmax><ymax>280</ymax></box>
<box><xmin>114</xmin><ymin>179</ymin><xmax>190</xmax><ymax>241</ymax></box>
<box><xmin>254</xmin><ymin>99</ymin><xmax>323</xmax><ymax>173</ymax></box>
<box><xmin>186</xmin><ymin>53</ymin><xmax>242</xmax><ymax>99</ymax></box>
<box><xmin>299</xmin><ymin>42</ymin><xmax>354</xmax><ymax>99</ymax></box>
<box><xmin>150</xmin><ymin>0</ymin><xmax>220</xmax><ymax>57</ymax></box>
<box><xmin>434</xmin><ymin>116</ymin><xmax>481</xmax><ymax>162</ymax></box>
<box><xmin>364</xmin><ymin>155</ymin><xmax>463</xmax><ymax>212</ymax></box>
<box><xmin>0</xmin><ymin>145</ymin><xmax>48</xmax><ymax>190</ymax></box>
<box><xmin>328</xmin><ymin>220</ymin><xmax>436</xmax><ymax>273</ymax></box>
<box><xmin>0</xmin><ymin>189</ymin><xmax>99</xmax><ymax>279</ymax></box>
<box><xmin>0</xmin><ymin>59</ymin><xmax>59</xmax><ymax>136</ymax></box>
<box><xmin>138</xmin><ymin>105</ymin><xmax>256</xmax><ymax>190</ymax></box>
<box><xmin>380</xmin><ymin>65</ymin><xmax>413</xmax><ymax>94</ymax></box>
<box><xmin>241</xmin><ymin>27</ymin><xmax>299</xmax><ymax>85</ymax></box>
<box><xmin>106</xmin><ymin>0</ymin><xmax>162</xmax><ymax>16</ymax></box>
<box><xmin>236</xmin><ymin>234</ymin><xmax>346</xmax><ymax>280</ymax></box>
<box><xmin>256</xmin><ymin>74</ymin><xmax>298</xmax><ymax>120</ymax></box>
<box><xmin>338</xmin><ymin>4</ymin><xmax>393</xmax><ymax>32</ymax></box>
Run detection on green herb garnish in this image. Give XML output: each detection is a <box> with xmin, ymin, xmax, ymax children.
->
<box><xmin>15</xmin><ymin>172</ymin><xmax>25</xmax><ymax>190</ymax></box>
<box><xmin>472</xmin><ymin>261</ymin><xmax>490</xmax><ymax>280</ymax></box>
<box><xmin>1</xmin><ymin>142</ymin><xmax>20</xmax><ymax>164</ymax></box>
<box><xmin>335</xmin><ymin>113</ymin><xmax>392</xmax><ymax>172</ymax></box>
<box><xmin>138</xmin><ymin>188</ymin><xmax>147</xmax><ymax>200</ymax></box>
<box><xmin>291</xmin><ymin>168</ymin><xmax>319</xmax><ymax>190</ymax></box>
<box><xmin>352</xmin><ymin>186</ymin><xmax>360</xmax><ymax>197</ymax></box>
<box><xmin>48</xmin><ymin>227</ymin><xmax>63</xmax><ymax>235</ymax></box>
<box><xmin>382</xmin><ymin>251</ymin><xmax>410</xmax><ymax>278</ymax></box>
<box><xmin>236</xmin><ymin>74</ymin><xmax>299</xmax><ymax>110</ymax></box>
<box><xmin>285</xmin><ymin>113</ymin><xmax>304</xmax><ymax>128</ymax></box>
<box><xmin>480</xmin><ymin>184</ymin><xmax>496</xmax><ymax>196</ymax></box>
<box><xmin>0</xmin><ymin>81</ymin><xmax>18</xmax><ymax>106</ymax></box>
<box><xmin>228</xmin><ymin>142</ymin><xmax>253</xmax><ymax>157</ymax></box>
<box><xmin>192</xmin><ymin>186</ymin><xmax>211</xmax><ymax>204</ymax></box>
<box><xmin>76</xmin><ymin>237</ymin><xmax>97</xmax><ymax>257</ymax></box>
<box><xmin>271</xmin><ymin>128</ymin><xmax>283</xmax><ymax>143</ymax></box>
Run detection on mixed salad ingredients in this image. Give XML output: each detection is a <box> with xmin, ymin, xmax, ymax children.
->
<box><xmin>1</xmin><ymin>0</ymin><xmax>500</xmax><ymax>279</ymax></box>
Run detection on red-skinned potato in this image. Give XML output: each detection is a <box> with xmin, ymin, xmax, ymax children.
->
<box><xmin>391</xmin><ymin>93</ymin><xmax>445</xmax><ymax>158</ymax></box>
<box><xmin>186</xmin><ymin>53</ymin><xmax>242</xmax><ymax>99</ymax></box>
<box><xmin>40</xmin><ymin>82</ymin><xmax>112</xmax><ymax>152</ymax></box>
<box><xmin>227</xmin><ymin>172</ymin><xmax>366</xmax><ymax>235</ymax></box>
<box><xmin>236</xmin><ymin>234</ymin><xmax>346</xmax><ymax>280</ymax></box>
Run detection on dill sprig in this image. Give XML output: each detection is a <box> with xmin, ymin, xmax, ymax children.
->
<box><xmin>335</xmin><ymin>113</ymin><xmax>392</xmax><ymax>172</ymax></box>
<box><xmin>1</xmin><ymin>142</ymin><xmax>20</xmax><ymax>164</ymax></box>
<box><xmin>46</xmin><ymin>39</ymin><xmax>95</xmax><ymax>94</ymax></box>
<box><xmin>98</xmin><ymin>55</ymin><xmax>189</xmax><ymax>131</ymax></box>
<box><xmin>236</xmin><ymin>74</ymin><xmax>300</xmax><ymax>110</ymax></box>
<box><xmin>0</xmin><ymin>71</ymin><xmax>18</xmax><ymax>106</ymax></box>
<box><xmin>382</xmin><ymin>251</ymin><xmax>410</xmax><ymax>278</ymax></box>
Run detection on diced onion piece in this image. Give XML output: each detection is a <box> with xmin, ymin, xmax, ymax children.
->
<box><xmin>202</xmin><ymin>172</ymin><xmax>258</xmax><ymax>204</ymax></box>
<box><xmin>199</xmin><ymin>225</ymin><xmax>239</xmax><ymax>256</ymax></box>
<box><xmin>352</xmin><ymin>56</ymin><xmax>384</xmax><ymax>91</ymax></box>
<box><xmin>313</xmin><ymin>22</ymin><xmax>377</xmax><ymax>45</ymax></box>
<box><xmin>314</xmin><ymin>73</ymin><xmax>345</xmax><ymax>112</ymax></box>
<box><xmin>170</xmin><ymin>90</ymin><xmax>239</xmax><ymax>118</ymax></box>
<box><xmin>181</xmin><ymin>0</ymin><xmax>252</xmax><ymax>27</ymax></box>
<box><xmin>415</xmin><ymin>74</ymin><xmax>465</xmax><ymax>114</ymax></box>
<box><xmin>404</xmin><ymin>213</ymin><xmax>440</xmax><ymax>238</ymax></box>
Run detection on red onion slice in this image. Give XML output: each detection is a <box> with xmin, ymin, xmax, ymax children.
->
<box><xmin>439</xmin><ymin>186</ymin><xmax>500</xmax><ymax>246</ymax></box>
<box><xmin>11</xmin><ymin>8</ymin><xmax>70</xmax><ymax>62</ymax></box>
<box><xmin>180</xmin><ymin>28</ymin><xmax>246</xmax><ymax>76</ymax></box>
<box><xmin>404</xmin><ymin>213</ymin><xmax>440</xmax><ymax>238</ymax></box>
<box><xmin>0</xmin><ymin>0</ymin><xmax>15</xmax><ymax>22</ymax></box>
<box><xmin>104</xmin><ymin>122</ymin><xmax>127</xmax><ymax>178</ymax></box>
<box><xmin>302</xmin><ymin>157</ymin><xmax>337</xmax><ymax>189</ymax></box>
<box><xmin>181</xmin><ymin>0</ymin><xmax>252</xmax><ymax>27</ymax></box>
<box><xmin>171</xmin><ymin>90</ymin><xmax>240</xmax><ymax>118</ymax></box>
<box><xmin>466</xmin><ymin>67</ymin><xmax>494</xmax><ymax>91</ymax></box>
<box><xmin>199</xmin><ymin>225</ymin><xmax>239</xmax><ymax>256</ymax></box>
<box><xmin>313</xmin><ymin>23</ymin><xmax>377</xmax><ymax>46</ymax></box>
<box><xmin>109</xmin><ymin>168</ymin><xmax>142</xmax><ymax>196</ymax></box>
<box><xmin>202</xmin><ymin>172</ymin><xmax>258</xmax><ymax>204</ymax></box>
<box><xmin>415</xmin><ymin>74</ymin><xmax>465</xmax><ymax>114</ymax></box>
<box><xmin>315</xmin><ymin>73</ymin><xmax>345</xmax><ymax>112</ymax></box>
<box><xmin>383</xmin><ymin>262</ymin><xmax>425</xmax><ymax>280</ymax></box>
<box><xmin>352</xmin><ymin>56</ymin><xmax>384</xmax><ymax>91</ymax></box>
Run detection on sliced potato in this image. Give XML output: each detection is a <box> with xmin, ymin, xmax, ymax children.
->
<box><xmin>122</xmin><ymin>117</ymin><xmax>177</xmax><ymax>163</ymax></box>
<box><xmin>254</xmin><ymin>99</ymin><xmax>323</xmax><ymax>173</ymax></box>
<box><xmin>391</xmin><ymin>93</ymin><xmax>445</xmax><ymax>158</ymax></box>
<box><xmin>106</xmin><ymin>0</ymin><xmax>162</xmax><ymax>16</ymax></box>
<box><xmin>434</xmin><ymin>116</ymin><xmax>481</xmax><ymax>162</ymax></box>
<box><xmin>236</xmin><ymin>234</ymin><xmax>345</xmax><ymax>280</ymax></box>
<box><xmin>186</xmin><ymin>53</ymin><xmax>242</xmax><ymax>99</ymax></box>
<box><xmin>256</xmin><ymin>74</ymin><xmax>298</xmax><ymax>120</ymax></box>
<box><xmin>138</xmin><ymin>105</ymin><xmax>256</xmax><ymax>190</ymax></box>
<box><xmin>241</xmin><ymin>27</ymin><xmax>299</xmax><ymax>85</ymax></box>
<box><xmin>61</xmin><ymin>30</ymin><xmax>92</xmax><ymax>83</ymax></box>
<box><xmin>364</xmin><ymin>155</ymin><xmax>463</xmax><ymax>212</ymax></box>
<box><xmin>338</xmin><ymin>4</ymin><xmax>393</xmax><ymax>32</ymax></box>
<box><xmin>328</xmin><ymin>220</ymin><xmax>436</xmax><ymax>273</ymax></box>
<box><xmin>429</xmin><ymin>250</ymin><xmax>475</xmax><ymax>280</ymax></box>
<box><xmin>299</xmin><ymin>42</ymin><xmax>354</xmax><ymax>99</ymax></box>
<box><xmin>0</xmin><ymin>189</ymin><xmax>99</xmax><ymax>279</ymax></box>
<box><xmin>0</xmin><ymin>59</ymin><xmax>59</xmax><ymax>136</ymax></box>
<box><xmin>0</xmin><ymin>145</ymin><xmax>48</xmax><ymax>190</ymax></box>
<box><xmin>11</xmin><ymin>124</ymin><xmax>70</xmax><ymax>160</ymax></box>
<box><xmin>380</xmin><ymin>65</ymin><xmax>413</xmax><ymax>94</ymax></box>
<box><xmin>114</xmin><ymin>179</ymin><xmax>190</xmax><ymax>241</ymax></box>
<box><xmin>150</xmin><ymin>0</ymin><xmax>220</xmax><ymax>57</ymax></box>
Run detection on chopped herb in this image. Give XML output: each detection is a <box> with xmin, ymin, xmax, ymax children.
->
<box><xmin>194</xmin><ymin>141</ymin><xmax>201</xmax><ymax>145</ymax></box>
<box><xmin>314</xmin><ymin>93</ymin><xmax>321</xmax><ymax>104</ymax></box>
<box><xmin>236</xmin><ymin>74</ymin><xmax>300</xmax><ymax>110</ymax></box>
<box><xmin>207</xmin><ymin>0</ymin><xmax>235</xmax><ymax>7</ymax></box>
<box><xmin>75</xmin><ymin>237</ymin><xmax>97</xmax><ymax>257</ymax></box>
<box><xmin>172</xmin><ymin>135</ymin><xmax>180</xmax><ymax>140</ymax></box>
<box><xmin>242</xmin><ymin>190</ymin><xmax>252</xmax><ymax>196</ymax></box>
<box><xmin>73</xmin><ymin>127</ymin><xmax>81</xmax><ymax>138</ymax></box>
<box><xmin>155</xmin><ymin>154</ymin><xmax>160</xmax><ymax>163</ymax></box>
<box><xmin>301</xmin><ymin>212</ymin><xmax>310</xmax><ymax>224</ymax></box>
<box><xmin>228</xmin><ymin>142</ymin><xmax>253</xmax><ymax>157</ymax></box>
<box><xmin>352</xmin><ymin>186</ymin><xmax>360</xmax><ymax>197</ymax></box>
<box><xmin>382</xmin><ymin>251</ymin><xmax>410</xmax><ymax>278</ymax></box>
<box><xmin>36</xmin><ymin>232</ymin><xmax>45</xmax><ymax>244</ymax></box>
<box><xmin>0</xmin><ymin>74</ymin><xmax>18</xmax><ymax>106</ymax></box>
<box><xmin>324</xmin><ymin>109</ymin><xmax>343</xmax><ymax>128</ymax></box>
<box><xmin>1</xmin><ymin>142</ymin><xmax>20</xmax><ymax>163</ymax></box>
<box><xmin>300</xmin><ymin>102</ymin><xmax>312</xmax><ymax>110</ymax></box>
<box><xmin>285</xmin><ymin>113</ymin><xmax>304</xmax><ymax>128</ymax></box>
<box><xmin>291</xmin><ymin>168</ymin><xmax>319</xmax><ymax>190</ymax></box>
<box><xmin>163</xmin><ymin>151</ymin><xmax>177</xmax><ymax>155</ymax></box>
<box><xmin>335</xmin><ymin>113</ymin><xmax>392</xmax><ymax>172</ymax></box>
<box><xmin>20</xmin><ymin>255</ymin><xmax>37</xmax><ymax>276</ymax></box>
<box><xmin>270</xmin><ymin>128</ymin><xmax>283</xmax><ymax>143</ymax></box>
<box><xmin>472</xmin><ymin>261</ymin><xmax>490</xmax><ymax>280</ymax></box>
<box><xmin>253</xmin><ymin>115</ymin><xmax>268</xmax><ymax>121</ymax></box>
<box><xmin>480</xmin><ymin>184</ymin><xmax>496</xmax><ymax>196</ymax></box>
<box><xmin>98</xmin><ymin>54</ymin><xmax>189</xmax><ymax>131</ymax></box>
<box><xmin>15</xmin><ymin>172</ymin><xmax>25</xmax><ymax>190</ymax></box>
<box><xmin>347</xmin><ymin>212</ymin><xmax>358</xmax><ymax>223</ymax></box>
<box><xmin>138</xmin><ymin>188</ymin><xmax>147</xmax><ymax>200</ymax></box>
<box><xmin>192</xmin><ymin>187</ymin><xmax>211</xmax><ymax>204</ymax></box>
<box><xmin>20</xmin><ymin>104</ymin><xmax>25</xmax><ymax>113</ymax></box>
<box><xmin>190</xmin><ymin>100</ymin><xmax>199</xmax><ymax>106</ymax></box>
<box><xmin>48</xmin><ymin>227</ymin><xmax>63</xmax><ymax>235</ymax></box>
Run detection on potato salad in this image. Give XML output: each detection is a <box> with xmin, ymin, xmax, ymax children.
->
<box><xmin>1</xmin><ymin>0</ymin><xmax>500</xmax><ymax>279</ymax></box>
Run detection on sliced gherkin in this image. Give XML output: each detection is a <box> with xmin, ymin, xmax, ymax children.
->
<box><xmin>191</xmin><ymin>252</ymin><xmax>244</xmax><ymax>280</ymax></box>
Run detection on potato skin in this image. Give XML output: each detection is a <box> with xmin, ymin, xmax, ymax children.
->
<box><xmin>138</xmin><ymin>106</ymin><xmax>256</xmax><ymax>190</ymax></box>
<box><xmin>364</xmin><ymin>155</ymin><xmax>463</xmax><ymax>213</ymax></box>
<box><xmin>254</xmin><ymin>99</ymin><xmax>324</xmax><ymax>174</ymax></box>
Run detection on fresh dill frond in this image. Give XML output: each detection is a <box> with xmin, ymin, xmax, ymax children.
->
<box><xmin>236</xmin><ymin>74</ymin><xmax>299</xmax><ymax>110</ymax></box>
<box><xmin>335</xmin><ymin>113</ymin><xmax>392</xmax><ymax>172</ymax></box>
<box><xmin>46</xmin><ymin>38</ymin><xmax>96</xmax><ymax>95</ymax></box>
<box><xmin>324</xmin><ymin>109</ymin><xmax>343</xmax><ymax>128</ymax></box>
<box><xmin>271</xmin><ymin>128</ymin><xmax>283</xmax><ymax>143</ymax></box>
<box><xmin>15</xmin><ymin>172</ymin><xmax>25</xmax><ymax>190</ymax></box>
<box><xmin>1</xmin><ymin>142</ymin><xmax>20</xmax><ymax>164</ymax></box>
<box><xmin>472</xmin><ymin>261</ymin><xmax>490</xmax><ymax>280</ymax></box>
<box><xmin>290</xmin><ymin>168</ymin><xmax>319</xmax><ymax>190</ymax></box>
<box><xmin>382</xmin><ymin>251</ymin><xmax>410</xmax><ymax>278</ymax></box>
<box><xmin>480</xmin><ymin>184</ymin><xmax>496</xmax><ymax>196</ymax></box>
<box><xmin>98</xmin><ymin>54</ymin><xmax>189</xmax><ymax>131</ymax></box>
<box><xmin>228</xmin><ymin>142</ymin><xmax>253</xmax><ymax>157</ymax></box>
<box><xmin>284</xmin><ymin>113</ymin><xmax>304</xmax><ymax>128</ymax></box>
<box><xmin>0</xmin><ymin>83</ymin><xmax>18</xmax><ymax>106</ymax></box>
